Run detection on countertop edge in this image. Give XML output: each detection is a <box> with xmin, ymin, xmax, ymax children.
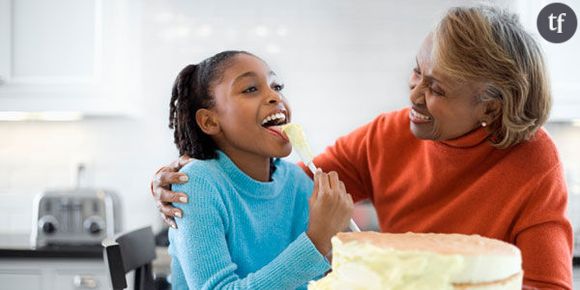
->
<box><xmin>0</xmin><ymin>248</ymin><xmax>102</xmax><ymax>259</ymax></box>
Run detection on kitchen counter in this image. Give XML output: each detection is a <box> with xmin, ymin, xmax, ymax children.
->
<box><xmin>0</xmin><ymin>233</ymin><xmax>101</xmax><ymax>259</ymax></box>
<box><xmin>0</xmin><ymin>232</ymin><xmax>171</xmax><ymax>278</ymax></box>
<box><xmin>0</xmin><ymin>245</ymin><xmax>102</xmax><ymax>259</ymax></box>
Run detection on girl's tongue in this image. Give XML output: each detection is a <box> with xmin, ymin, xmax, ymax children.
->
<box><xmin>266</xmin><ymin>126</ymin><xmax>289</xmax><ymax>142</ymax></box>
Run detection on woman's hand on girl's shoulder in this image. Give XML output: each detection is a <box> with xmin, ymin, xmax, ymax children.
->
<box><xmin>150</xmin><ymin>155</ymin><xmax>193</xmax><ymax>228</ymax></box>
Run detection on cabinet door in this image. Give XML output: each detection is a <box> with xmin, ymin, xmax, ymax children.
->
<box><xmin>55</xmin><ymin>271</ymin><xmax>108</xmax><ymax>290</ymax></box>
<box><xmin>0</xmin><ymin>0</ymin><xmax>11</xmax><ymax>87</ymax></box>
<box><xmin>574</xmin><ymin>267</ymin><xmax>579</xmax><ymax>290</ymax></box>
<box><xmin>0</xmin><ymin>0</ymin><xmax>139</xmax><ymax>115</ymax></box>
<box><xmin>0</xmin><ymin>272</ymin><xmax>43</xmax><ymax>290</ymax></box>
<box><xmin>0</xmin><ymin>0</ymin><xmax>101</xmax><ymax>95</ymax></box>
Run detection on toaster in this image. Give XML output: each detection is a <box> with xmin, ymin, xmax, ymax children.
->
<box><xmin>31</xmin><ymin>188</ymin><xmax>122</xmax><ymax>248</ymax></box>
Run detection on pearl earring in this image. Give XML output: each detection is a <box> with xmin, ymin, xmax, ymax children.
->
<box><xmin>481</xmin><ymin>121</ymin><xmax>487</xmax><ymax>127</ymax></box>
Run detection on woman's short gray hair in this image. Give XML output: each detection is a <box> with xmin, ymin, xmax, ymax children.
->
<box><xmin>433</xmin><ymin>6</ymin><xmax>551</xmax><ymax>148</ymax></box>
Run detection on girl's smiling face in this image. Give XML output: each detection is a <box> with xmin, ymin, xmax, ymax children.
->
<box><xmin>202</xmin><ymin>54</ymin><xmax>292</xmax><ymax>161</ymax></box>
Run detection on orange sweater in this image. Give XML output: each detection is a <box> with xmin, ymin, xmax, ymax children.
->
<box><xmin>306</xmin><ymin>108</ymin><xmax>573</xmax><ymax>289</ymax></box>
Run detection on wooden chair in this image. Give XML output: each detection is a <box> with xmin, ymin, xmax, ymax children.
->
<box><xmin>102</xmin><ymin>226</ymin><xmax>157</xmax><ymax>290</ymax></box>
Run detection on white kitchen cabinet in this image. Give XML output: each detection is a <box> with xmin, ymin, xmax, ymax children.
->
<box><xmin>0</xmin><ymin>259</ymin><xmax>109</xmax><ymax>290</ymax></box>
<box><xmin>0</xmin><ymin>272</ymin><xmax>42</xmax><ymax>290</ymax></box>
<box><xmin>515</xmin><ymin>0</ymin><xmax>580</xmax><ymax>121</ymax></box>
<box><xmin>574</xmin><ymin>267</ymin><xmax>579</xmax><ymax>290</ymax></box>
<box><xmin>0</xmin><ymin>0</ymin><xmax>140</xmax><ymax>116</ymax></box>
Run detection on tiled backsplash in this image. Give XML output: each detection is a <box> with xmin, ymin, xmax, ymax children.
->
<box><xmin>2</xmin><ymin>120</ymin><xmax>579</xmax><ymax>237</ymax></box>
<box><xmin>0</xmin><ymin>119</ymin><xmax>174</xmax><ymax>234</ymax></box>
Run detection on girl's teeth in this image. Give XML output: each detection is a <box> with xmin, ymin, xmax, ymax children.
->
<box><xmin>261</xmin><ymin>112</ymin><xmax>286</xmax><ymax>125</ymax></box>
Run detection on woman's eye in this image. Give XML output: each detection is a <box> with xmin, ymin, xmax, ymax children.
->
<box><xmin>242</xmin><ymin>86</ymin><xmax>258</xmax><ymax>94</ymax></box>
<box><xmin>430</xmin><ymin>87</ymin><xmax>445</xmax><ymax>96</ymax></box>
<box><xmin>272</xmin><ymin>83</ymin><xmax>285</xmax><ymax>91</ymax></box>
<box><xmin>413</xmin><ymin>68</ymin><xmax>421</xmax><ymax>75</ymax></box>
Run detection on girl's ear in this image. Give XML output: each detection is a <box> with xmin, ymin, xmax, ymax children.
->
<box><xmin>196</xmin><ymin>109</ymin><xmax>220</xmax><ymax>135</ymax></box>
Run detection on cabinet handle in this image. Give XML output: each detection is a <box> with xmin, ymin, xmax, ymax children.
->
<box><xmin>73</xmin><ymin>275</ymin><xmax>98</xmax><ymax>289</ymax></box>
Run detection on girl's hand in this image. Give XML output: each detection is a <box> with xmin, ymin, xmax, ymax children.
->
<box><xmin>150</xmin><ymin>155</ymin><xmax>193</xmax><ymax>228</ymax></box>
<box><xmin>306</xmin><ymin>170</ymin><xmax>354</xmax><ymax>255</ymax></box>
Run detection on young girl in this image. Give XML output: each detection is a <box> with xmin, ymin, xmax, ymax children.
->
<box><xmin>167</xmin><ymin>51</ymin><xmax>354</xmax><ymax>290</ymax></box>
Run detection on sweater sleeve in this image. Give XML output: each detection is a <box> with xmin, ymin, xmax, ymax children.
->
<box><xmin>306</xmin><ymin>120</ymin><xmax>377</xmax><ymax>203</ymax></box>
<box><xmin>171</xmin><ymin>175</ymin><xmax>330</xmax><ymax>290</ymax></box>
<box><xmin>512</xmin><ymin>164</ymin><xmax>573</xmax><ymax>290</ymax></box>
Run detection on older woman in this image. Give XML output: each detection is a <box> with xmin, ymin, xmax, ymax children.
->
<box><xmin>151</xmin><ymin>6</ymin><xmax>573</xmax><ymax>289</ymax></box>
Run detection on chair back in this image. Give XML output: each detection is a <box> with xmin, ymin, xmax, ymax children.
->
<box><xmin>102</xmin><ymin>226</ymin><xmax>157</xmax><ymax>290</ymax></box>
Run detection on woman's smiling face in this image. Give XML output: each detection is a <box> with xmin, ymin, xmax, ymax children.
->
<box><xmin>408</xmin><ymin>35</ymin><xmax>488</xmax><ymax>141</ymax></box>
<box><xmin>208</xmin><ymin>54</ymin><xmax>292</xmax><ymax>159</ymax></box>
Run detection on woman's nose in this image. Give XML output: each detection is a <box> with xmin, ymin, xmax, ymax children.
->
<box><xmin>409</xmin><ymin>82</ymin><xmax>426</xmax><ymax>105</ymax></box>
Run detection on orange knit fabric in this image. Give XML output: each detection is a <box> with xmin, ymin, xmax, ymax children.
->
<box><xmin>306</xmin><ymin>108</ymin><xmax>573</xmax><ymax>289</ymax></box>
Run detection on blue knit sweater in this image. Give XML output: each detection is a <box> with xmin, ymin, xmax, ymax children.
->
<box><xmin>168</xmin><ymin>151</ymin><xmax>330</xmax><ymax>290</ymax></box>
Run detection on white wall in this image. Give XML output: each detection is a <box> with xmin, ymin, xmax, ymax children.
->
<box><xmin>0</xmin><ymin>0</ymin><xmax>531</xmax><ymax>234</ymax></box>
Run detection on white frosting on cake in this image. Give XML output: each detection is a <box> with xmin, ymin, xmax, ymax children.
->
<box><xmin>308</xmin><ymin>232</ymin><xmax>522</xmax><ymax>290</ymax></box>
<box><xmin>454</xmin><ymin>272</ymin><xmax>522</xmax><ymax>290</ymax></box>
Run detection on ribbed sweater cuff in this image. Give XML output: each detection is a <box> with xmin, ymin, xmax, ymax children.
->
<box><xmin>289</xmin><ymin>232</ymin><xmax>331</xmax><ymax>272</ymax></box>
<box><xmin>252</xmin><ymin>232</ymin><xmax>331</xmax><ymax>289</ymax></box>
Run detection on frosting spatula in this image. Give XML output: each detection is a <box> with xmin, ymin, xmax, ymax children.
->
<box><xmin>281</xmin><ymin>123</ymin><xmax>361</xmax><ymax>232</ymax></box>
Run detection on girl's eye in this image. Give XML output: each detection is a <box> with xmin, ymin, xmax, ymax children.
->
<box><xmin>413</xmin><ymin>68</ymin><xmax>421</xmax><ymax>75</ymax></box>
<box><xmin>272</xmin><ymin>83</ymin><xmax>285</xmax><ymax>91</ymax></box>
<box><xmin>242</xmin><ymin>86</ymin><xmax>258</xmax><ymax>94</ymax></box>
